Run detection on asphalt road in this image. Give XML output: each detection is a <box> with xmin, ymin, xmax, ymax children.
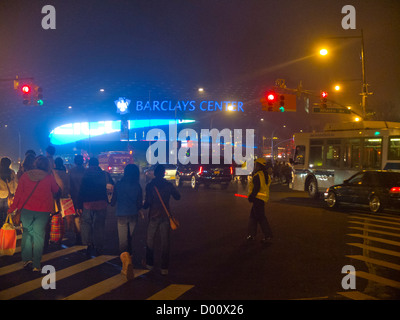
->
<box><xmin>1</xmin><ymin>180</ymin><xmax>399</xmax><ymax>302</ymax></box>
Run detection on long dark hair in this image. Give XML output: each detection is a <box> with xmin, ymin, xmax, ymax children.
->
<box><xmin>122</xmin><ymin>164</ymin><xmax>140</xmax><ymax>184</ymax></box>
<box><xmin>0</xmin><ymin>157</ymin><xmax>12</xmax><ymax>183</ymax></box>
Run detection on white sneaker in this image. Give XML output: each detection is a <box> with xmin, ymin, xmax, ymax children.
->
<box><xmin>161</xmin><ymin>269</ymin><xmax>168</xmax><ymax>276</ymax></box>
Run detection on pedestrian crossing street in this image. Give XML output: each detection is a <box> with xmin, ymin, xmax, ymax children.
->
<box><xmin>337</xmin><ymin>212</ymin><xmax>400</xmax><ymax>300</ymax></box>
<box><xmin>0</xmin><ymin>235</ymin><xmax>194</xmax><ymax>300</ymax></box>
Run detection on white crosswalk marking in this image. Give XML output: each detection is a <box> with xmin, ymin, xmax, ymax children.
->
<box><xmin>0</xmin><ymin>243</ymin><xmax>194</xmax><ymax>300</ymax></box>
<box><xmin>341</xmin><ymin>213</ymin><xmax>400</xmax><ymax>300</ymax></box>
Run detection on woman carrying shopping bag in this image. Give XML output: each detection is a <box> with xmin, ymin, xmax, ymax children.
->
<box><xmin>8</xmin><ymin>156</ymin><xmax>60</xmax><ymax>272</ymax></box>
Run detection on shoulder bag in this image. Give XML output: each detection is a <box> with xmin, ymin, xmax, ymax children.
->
<box><xmin>12</xmin><ymin>180</ymin><xmax>41</xmax><ymax>225</ymax></box>
<box><xmin>154</xmin><ymin>186</ymin><xmax>180</xmax><ymax>230</ymax></box>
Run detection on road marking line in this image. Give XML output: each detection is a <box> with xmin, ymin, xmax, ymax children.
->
<box><xmin>355</xmin><ymin>271</ymin><xmax>400</xmax><ymax>289</ymax></box>
<box><xmin>349</xmin><ymin>227</ymin><xmax>400</xmax><ymax>238</ymax></box>
<box><xmin>337</xmin><ymin>291</ymin><xmax>379</xmax><ymax>300</ymax></box>
<box><xmin>0</xmin><ymin>246</ymin><xmax>86</xmax><ymax>276</ymax></box>
<box><xmin>146</xmin><ymin>284</ymin><xmax>194</xmax><ymax>300</ymax></box>
<box><xmin>348</xmin><ymin>221</ymin><xmax>400</xmax><ymax>232</ymax></box>
<box><xmin>0</xmin><ymin>255</ymin><xmax>116</xmax><ymax>300</ymax></box>
<box><xmin>63</xmin><ymin>269</ymin><xmax>149</xmax><ymax>300</ymax></box>
<box><xmin>347</xmin><ymin>233</ymin><xmax>400</xmax><ymax>246</ymax></box>
<box><xmin>348</xmin><ymin>216</ymin><xmax>400</xmax><ymax>227</ymax></box>
<box><xmin>348</xmin><ymin>214</ymin><xmax>400</xmax><ymax>222</ymax></box>
<box><xmin>347</xmin><ymin>243</ymin><xmax>400</xmax><ymax>258</ymax></box>
<box><xmin>346</xmin><ymin>255</ymin><xmax>400</xmax><ymax>271</ymax></box>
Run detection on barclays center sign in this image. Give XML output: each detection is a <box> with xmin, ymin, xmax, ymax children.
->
<box><xmin>128</xmin><ymin>99</ymin><xmax>244</xmax><ymax>113</ymax></box>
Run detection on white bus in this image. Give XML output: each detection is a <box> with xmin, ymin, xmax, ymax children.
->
<box><xmin>291</xmin><ymin>121</ymin><xmax>400</xmax><ymax>198</ymax></box>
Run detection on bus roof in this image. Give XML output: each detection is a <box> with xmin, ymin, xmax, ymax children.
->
<box><xmin>323</xmin><ymin>121</ymin><xmax>400</xmax><ymax>132</ymax></box>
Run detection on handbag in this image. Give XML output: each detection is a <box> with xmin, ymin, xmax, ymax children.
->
<box><xmin>12</xmin><ymin>180</ymin><xmax>41</xmax><ymax>225</ymax></box>
<box><xmin>60</xmin><ymin>198</ymin><xmax>76</xmax><ymax>217</ymax></box>
<box><xmin>154</xmin><ymin>186</ymin><xmax>180</xmax><ymax>230</ymax></box>
<box><xmin>5</xmin><ymin>181</ymin><xmax>14</xmax><ymax>208</ymax></box>
<box><xmin>50</xmin><ymin>212</ymin><xmax>64</xmax><ymax>242</ymax></box>
<box><xmin>0</xmin><ymin>214</ymin><xmax>17</xmax><ymax>256</ymax></box>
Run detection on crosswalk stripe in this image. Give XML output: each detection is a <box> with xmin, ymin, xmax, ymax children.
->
<box><xmin>146</xmin><ymin>284</ymin><xmax>194</xmax><ymax>300</ymax></box>
<box><xmin>346</xmin><ymin>255</ymin><xmax>400</xmax><ymax>271</ymax></box>
<box><xmin>348</xmin><ymin>221</ymin><xmax>400</xmax><ymax>232</ymax></box>
<box><xmin>347</xmin><ymin>243</ymin><xmax>400</xmax><ymax>258</ymax></box>
<box><xmin>355</xmin><ymin>271</ymin><xmax>400</xmax><ymax>289</ymax></box>
<box><xmin>348</xmin><ymin>227</ymin><xmax>400</xmax><ymax>238</ymax></box>
<box><xmin>0</xmin><ymin>246</ymin><xmax>86</xmax><ymax>276</ymax></box>
<box><xmin>349</xmin><ymin>214</ymin><xmax>400</xmax><ymax>222</ymax></box>
<box><xmin>63</xmin><ymin>268</ymin><xmax>149</xmax><ymax>300</ymax></box>
<box><xmin>0</xmin><ymin>255</ymin><xmax>116</xmax><ymax>300</ymax></box>
<box><xmin>337</xmin><ymin>291</ymin><xmax>379</xmax><ymax>300</ymax></box>
<box><xmin>347</xmin><ymin>233</ymin><xmax>400</xmax><ymax>246</ymax></box>
<box><xmin>348</xmin><ymin>216</ymin><xmax>400</xmax><ymax>227</ymax></box>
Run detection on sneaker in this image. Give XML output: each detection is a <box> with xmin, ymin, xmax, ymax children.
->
<box><xmin>23</xmin><ymin>261</ymin><xmax>32</xmax><ymax>270</ymax></box>
<box><xmin>261</xmin><ymin>237</ymin><xmax>272</xmax><ymax>243</ymax></box>
<box><xmin>145</xmin><ymin>264</ymin><xmax>153</xmax><ymax>271</ymax></box>
<box><xmin>161</xmin><ymin>269</ymin><xmax>168</xmax><ymax>276</ymax></box>
<box><xmin>246</xmin><ymin>235</ymin><xmax>255</xmax><ymax>241</ymax></box>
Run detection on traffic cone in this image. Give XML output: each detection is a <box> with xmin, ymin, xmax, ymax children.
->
<box><xmin>120</xmin><ymin>252</ymin><xmax>134</xmax><ymax>280</ymax></box>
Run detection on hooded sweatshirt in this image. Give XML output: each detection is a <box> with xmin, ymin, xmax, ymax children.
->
<box><xmin>8</xmin><ymin>169</ymin><xmax>60</xmax><ymax>213</ymax></box>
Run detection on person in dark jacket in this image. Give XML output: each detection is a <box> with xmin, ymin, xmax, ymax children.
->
<box><xmin>69</xmin><ymin>155</ymin><xmax>85</xmax><ymax>244</ymax></box>
<box><xmin>77</xmin><ymin>157</ymin><xmax>112</xmax><ymax>256</ymax></box>
<box><xmin>143</xmin><ymin>164</ymin><xmax>180</xmax><ymax>275</ymax></box>
<box><xmin>111</xmin><ymin>164</ymin><xmax>142</xmax><ymax>280</ymax></box>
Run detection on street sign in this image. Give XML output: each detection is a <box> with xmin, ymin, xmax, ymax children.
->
<box><xmin>313</xmin><ymin>107</ymin><xmax>351</xmax><ymax>114</ymax></box>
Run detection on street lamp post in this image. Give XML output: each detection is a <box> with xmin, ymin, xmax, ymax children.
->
<box><xmin>320</xmin><ymin>29</ymin><xmax>371</xmax><ymax>118</ymax></box>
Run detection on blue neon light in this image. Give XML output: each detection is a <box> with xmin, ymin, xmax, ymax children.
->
<box><xmin>49</xmin><ymin>119</ymin><xmax>195</xmax><ymax>145</ymax></box>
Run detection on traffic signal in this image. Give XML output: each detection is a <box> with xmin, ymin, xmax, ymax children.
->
<box><xmin>321</xmin><ymin>91</ymin><xmax>328</xmax><ymax>108</ymax></box>
<box><xmin>34</xmin><ymin>86</ymin><xmax>44</xmax><ymax>106</ymax></box>
<box><xmin>267</xmin><ymin>91</ymin><xmax>277</xmax><ymax>111</ymax></box>
<box><xmin>279</xmin><ymin>94</ymin><xmax>285</xmax><ymax>112</ymax></box>
<box><xmin>21</xmin><ymin>84</ymin><xmax>31</xmax><ymax>105</ymax></box>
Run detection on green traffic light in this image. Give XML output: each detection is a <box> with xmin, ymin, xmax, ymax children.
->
<box><xmin>37</xmin><ymin>99</ymin><xmax>44</xmax><ymax>106</ymax></box>
<box><xmin>279</xmin><ymin>106</ymin><xmax>285</xmax><ymax>112</ymax></box>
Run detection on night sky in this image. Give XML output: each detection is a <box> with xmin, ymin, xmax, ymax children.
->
<box><xmin>0</xmin><ymin>0</ymin><xmax>399</xmax><ymax>160</ymax></box>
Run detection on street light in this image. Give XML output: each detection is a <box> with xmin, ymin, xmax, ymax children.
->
<box><xmin>318</xmin><ymin>29</ymin><xmax>370</xmax><ymax>118</ymax></box>
<box><xmin>319</xmin><ymin>48</ymin><xmax>328</xmax><ymax>56</ymax></box>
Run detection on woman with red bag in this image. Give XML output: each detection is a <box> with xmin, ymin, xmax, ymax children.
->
<box><xmin>8</xmin><ymin>156</ymin><xmax>60</xmax><ymax>272</ymax></box>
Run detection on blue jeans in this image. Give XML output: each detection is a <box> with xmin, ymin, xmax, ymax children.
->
<box><xmin>146</xmin><ymin>217</ymin><xmax>170</xmax><ymax>269</ymax></box>
<box><xmin>117</xmin><ymin>215</ymin><xmax>138</xmax><ymax>254</ymax></box>
<box><xmin>80</xmin><ymin>209</ymin><xmax>107</xmax><ymax>251</ymax></box>
<box><xmin>20</xmin><ymin>209</ymin><xmax>50</xmax><ymax>269</ymax></box>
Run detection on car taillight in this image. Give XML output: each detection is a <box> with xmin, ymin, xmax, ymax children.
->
<box><xmin>108</xmin><ymin>166</ymin><xmax>112</xmax><ymax>172</ymax></box>
<box><xmin>198</xmin><ymin>166</ymin><xmax>203</xmax><ymax>174</ymax></box>
<box><xmin>230</xmin><ymin>166</ymin><xmax>233</xmax><ymax>175</ymax></box>
<box><xmin>390</xmin><ymin>187</ymin><xmax>400</xmax><ymax>193</ymax></box>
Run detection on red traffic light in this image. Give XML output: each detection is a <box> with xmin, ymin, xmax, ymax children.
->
<box><xmin>21</xmin><ymin>85</ymin><xmax>31</xmax><ymax>94</ymax></box>
<box><xmin>267</xmin><ymin>93</ymin><xmax>276</xmax><ymax>102</ymax></box>
<box><xmin>321</xmin><ymin>91</ymin><xmax>328</xmax><ymax>98</ymax></box>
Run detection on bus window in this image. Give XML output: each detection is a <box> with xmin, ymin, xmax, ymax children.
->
<box><xmin>349</xmin><ymin>138</ymin><xmax>361</xmax><ymax>169</ymax></box>
<box><xmin>326</xmin><ymin>139</ymin><xmax>341</xmax><ymax>168</ymax></box>
<box><xmin>294</xmin><ymin>145</ymin><xmax>305</xmax><ymax>165</ymax></box>
<box><xmin>363</xmin><ymin>138</ymin><xmax>382</xmax><ymax>169</ymax></box>
<box><xmin>309</xmin><ymin>144</ymin><xmax>323</xmax><ymax>167</ymax></box>
<box><xmin>388</xmin><ymin>136</ymin><xmax>400</xmax><ymax>160</ymax></box>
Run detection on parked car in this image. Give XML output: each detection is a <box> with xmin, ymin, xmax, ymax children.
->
<box><xmin>144</xmin><ymin>164</ymin><xmax>178</xmax><ymax>183</ymax></box>
<box><xmin>324</xmin><ymin>170</ymin><xmax>400</xmax><ymax>213</ymax></box>
<box><xmin>175</xmin><ymin>161</ymin><xmax>233</xmax><ymax>189</ymax></box>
